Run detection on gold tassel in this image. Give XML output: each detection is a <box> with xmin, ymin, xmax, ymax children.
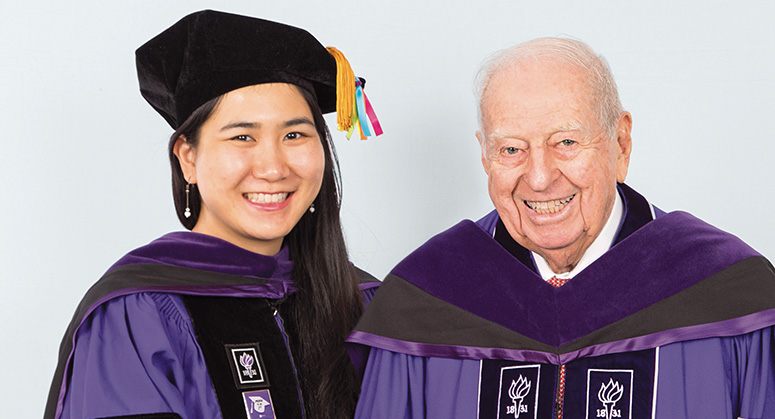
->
<box><xmin>326</xmin><ymin>47</ymin><xmax>356</xmax><ymax>132</ymax></box>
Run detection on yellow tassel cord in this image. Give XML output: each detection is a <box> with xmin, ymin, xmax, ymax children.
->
<box><xmin>326</xmin><ymin>47</ymin><xmax>356</xmax><ymax>133</ymax></box>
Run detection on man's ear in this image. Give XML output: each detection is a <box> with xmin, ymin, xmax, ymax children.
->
<box><xmin>476</xmin><ymin>131</ymin><xmax>489</xmax><ymax>175</ymax></box>
<box><xmin>173</xmin><ymin>135</ymin><xmax>197</xmax><ymax>183</ymax></box>
<box><xmin>614</xmin><ymin>112</ymin><xmax>632</xmax><ymax>183</ymax></box>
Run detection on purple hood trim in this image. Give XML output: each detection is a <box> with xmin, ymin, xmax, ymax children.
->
<box><xmin>391</xmin><ymin>211</ymin><xmax>760</xmax><ymax>347</ymax></box>
<box><xmin>110</xmin><ymin>231</ymin><xmax>294</xmax><ymax>280</ymax></box>
<box><xmin>348</xmin><ymin>309</ymin><xmax>775</xmax><ymax>364</ymax></box>
<box><xmin>48</xmin><ymin>232</ymin><xmax>297</xmax><ymax>419</ymax></box>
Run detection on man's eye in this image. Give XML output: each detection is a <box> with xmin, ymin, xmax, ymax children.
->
<box><xmin>232</xmin><ymin>135</ymin><xmax>252</xmax><ymax>141</ymax></box>
<box><xmin>560</xmin><ymin>139</ymin><xmax>576</xmax><ymax>146</ymax></box>
<box><xmin>504</xmin><ymin>147</ymin><xmax>520</xmax><ymax>155</ymax></box>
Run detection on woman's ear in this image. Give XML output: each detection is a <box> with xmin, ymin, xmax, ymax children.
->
<box><xmin>173</xmin><ymin>135</ymin><xmax>197</xmax><ymax>183</ymax></box>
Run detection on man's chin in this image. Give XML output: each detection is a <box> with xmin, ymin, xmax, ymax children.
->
<box><xmin>520</xmin><ymin>228</ymin><xmax>585</xmax><ymax>253</ymax></box>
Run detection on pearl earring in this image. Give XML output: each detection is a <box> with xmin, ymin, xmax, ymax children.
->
<box><xmin>184</xmin><ymin>182</ymin><xmax>192</xmax><ymax>218</ymax></box>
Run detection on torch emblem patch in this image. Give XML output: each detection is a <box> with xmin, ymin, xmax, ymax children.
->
<box><xmin>497</xmin><ymin>364</ymin><xmax>539</xmax><ymax>419</ymax></box>
<box><xmin>586</xmin><ymin>369</ymin><xmax>632</xmax><ymax>419</ymax></box>
<box><xmin>226</xmin><ymin>343</ymin><xmax>269</xmax><ymax>388</ymax></box>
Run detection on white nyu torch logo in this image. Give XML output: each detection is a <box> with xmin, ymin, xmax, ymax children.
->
<box><xmin>240</xmin><ymin>353</ymin><xmax>256</xmax><ymax>379</ymax></box>
<box><xmin>586</xmin><ymin>369</ymin><xmax>632</xmax><ymax>419</ymax></box>
<box><xmin>596</xmin><ymin>378</ymin><xmax>624</xmax><ymax>419</ymax></box>
<box><xmin>506</xmin><ymin>375</ymin><xmax>531</xmax><ymax>418</ymax></box>
<box><xmin>497</xmin><ymin>364</ymin><xmax>539</xmax><ymax>419</ymax></box>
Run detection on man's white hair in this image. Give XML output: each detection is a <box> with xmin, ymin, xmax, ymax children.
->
<box><xmin>474</xmin><ymin>37</ymin><xmax>624</xmax><ymax>139</ymax></box>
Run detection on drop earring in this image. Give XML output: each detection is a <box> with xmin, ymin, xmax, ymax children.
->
<box><xmin>184</xmin><ymin>182</ymin><xmax>192</xmax><ymax>218</ymax></box>
<box><xmin>309</xmin><ymin>203</ymin><xmax>315</xmax><ymax>213</ymax></box>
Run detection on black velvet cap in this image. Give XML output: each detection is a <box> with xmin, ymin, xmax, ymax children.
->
<box><xmin>136</xmin><ymin>10</ymin><xmax>339</xmax><ymax>129</ymax></box>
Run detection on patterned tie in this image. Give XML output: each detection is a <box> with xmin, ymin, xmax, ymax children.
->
<box><xmin>548</xmin><ymin>276</ymin><xmax>570</xmax><ymax>288</ymax></box>
<box><xmin>548</xmin><ymin>275</ymin><xmax>569</xmax><ymax>418</ymax></box>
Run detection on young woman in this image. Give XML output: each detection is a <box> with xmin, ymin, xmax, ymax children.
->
<box><xmin>44</xmin><ymin>10</ymin><xmax>381</xmax><ymax>419</ymax></box>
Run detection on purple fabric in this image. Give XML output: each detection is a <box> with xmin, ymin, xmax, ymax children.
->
<box><xmin>354</xmin><ymin>348</ymin><xmax>480</xmax><ymax>419</ymax></box>
<box><xmin>52</xmin><ymin>232</ymin><xmax>296</xmax><ymax>419</ymax></box>
<box><xmin>348</xmin><ymin>330</ymin><xmax>561</xmax><ymax>364</ymax></box>
<box><xmin>54</xmin><ymin>232</ymin><xmax>300</xmax><ymax>419</ymax></box>
<box><xmin>559</xmin><ymin>309</ymin><xmax>775</xmax><ymax>364</ymax></box>
<box><xmin>356</xmin><ymin>329</ymin><xmax>775</xmax><ymax>418</ymax></box>
<box><xmin>655</xmin><ymin>327</ymin><xmax>775</xmax><ymax>418</ymax></box>
<box><xmin>347</xmin><ymin>285</ymin><xmax>381</xmax><ymax>378</ymax></box>
<box><xmin>354</xmin><ymin>188</ymin><xmax>775</xmax><ymax>417</ymax></box>
<box><xmin>62</xmin><ymin>293</ymin><xmax>221</xmax><ymax>419</ymax></box>
<box><xmin>349</xmin><ymin>309</ymin><xmax>775</xmax><ymax>365</ymax></box>
<box><xmin>110</xmin><ymin>231</ymin><xmax>294</xmax><ymax>279</ymax></box>
<box><xmin>474</xmin><ymin>209</ymin><xmax>499</xmax><ymax>234</ymax></box>
<box><xmin>392</xmin><ymin>211</ymin><xmax>760</xmax><ymax>347</ymax></box>
<box><xmin>55</xmin><ymin>231</ymin><xmax>376</xmax><ymax>419</ymax></box>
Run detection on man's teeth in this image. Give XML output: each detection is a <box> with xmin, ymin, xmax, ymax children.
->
<box><xmin>244</xmin><ymin>192</ymin><xmax>289</xmax><ymax>204</ymax></box>
<box><xmin>525</xmin><ymin>195</ymin><xmax>574</xmax><ymax>214</ymax></box>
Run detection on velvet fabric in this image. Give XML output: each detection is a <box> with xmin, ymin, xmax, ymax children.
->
<box><xmin>350</xmin><ymin>185</ymin><xmax>775</xmax><ymax>418</ymax></box>
<box><xmin>136</xmin><ymin>10</ymin><xmax>340</xmax><ymax>128</ymax></box>
<box><xmin>46</xmin><ymin>231</ymin><xmax>378</xmax><ymax>419</ymax></box>
<box><xmin>391</xmin><ymin>212</ymin><xmax>760</xmax><ymax>349</ymax></box>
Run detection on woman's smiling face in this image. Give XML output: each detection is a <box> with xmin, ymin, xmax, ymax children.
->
<box><xmin>175</xmin><ymin>83</ymin><xmax>325</xmax><ymax>255</ymax></box>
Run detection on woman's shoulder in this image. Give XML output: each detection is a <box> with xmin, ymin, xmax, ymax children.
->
<box><xmin>79</xmin><ymin>291</ymin><xmax>194</xmax><ymax>349</ymax></box>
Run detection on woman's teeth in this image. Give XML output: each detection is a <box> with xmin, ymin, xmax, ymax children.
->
<box><xmin>244</xmin><ymin>192</ymin><xmax>289</xmax><ymax>204</ymax></box>
<box><xmin>525</xmin><ymin>195</ymin><xmax>575</xmax><ymax>214</ymax></box>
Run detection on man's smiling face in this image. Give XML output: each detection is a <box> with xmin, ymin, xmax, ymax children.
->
<box><xmin>477</xmin><ymin>59</ymin><xmax>631</xmax><ymax>273</ymax></box>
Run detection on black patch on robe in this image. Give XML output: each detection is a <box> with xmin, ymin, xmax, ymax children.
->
<box><xmin>182</xmin><ymin>295</ymin><xmax>303</xmax><ymax>419</ymax></box>
<box><xmin>479</xmin><ymin>349</ymin><xmax>655</xmax><ymax>419</ymax></box>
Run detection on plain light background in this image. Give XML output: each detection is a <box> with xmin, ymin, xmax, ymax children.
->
<box><xmin>2</xmin><ymin>1</ymin><xmax>773</xmax><ymax>416</ymax></box>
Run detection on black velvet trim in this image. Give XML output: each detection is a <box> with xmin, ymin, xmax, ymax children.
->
<box><xmin>354</xmin><ymin>274</ymin><xmax>556</xmax><ymax>352</ymax></box>
<box><xmin>494</xmin><ymin>218</ymin><xmax>537</xmax><ymax>273</ymax></box>
<box><xmin>181</xmin><ymin>295</ymin><xmax>303</xmax><ymax>419</ymax></box>
<box><xmin>614</xmin><ymin>183</ymin><xmax>653</xmax><ymax>246</ymax></box>
<box><xmin>97</xmin><ymin>414</ymin><xmax>182</xmax><ymax>419</ymax></box>
<box><xmin>357</xmin><ymin>257</ymin><xmax>775</xmax><ymax>353</ymax></box>
<box><xmin>559</xmin><ymin>256</ymin><xmax>775</xmax><ymax>352</ymax></box>
<box><xmin>45</xmin><ymin>264</ymin><xmax>274</xmax><ymax>419</ymax></box>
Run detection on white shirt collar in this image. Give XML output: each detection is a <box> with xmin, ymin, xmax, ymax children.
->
<box><xmin>533</xmin><ymin>190</ymin><xmax>624</xmax><ymax>281</ymax></box>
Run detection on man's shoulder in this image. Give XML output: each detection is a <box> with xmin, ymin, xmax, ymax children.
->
<box><xmin>391</xmin><ymin>216</ymin><xmax>500</xmax><ymax>276</ymax></box>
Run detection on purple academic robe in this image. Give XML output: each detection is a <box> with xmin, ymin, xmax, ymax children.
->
<box><xmin>348</xmin><ymin>185</ymin><xmax>775</xmax><ymax>419</ymax></box>
<box><xmin>44</xmin><ymin>232</ymin><xmax>378</xmax><ymax>419</ymax></box>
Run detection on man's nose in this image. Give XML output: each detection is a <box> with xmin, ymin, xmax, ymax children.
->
<box><xmin>523</xmin><ymin>147</ymin><xmax>556</xmax><ymax>191</ymax></box>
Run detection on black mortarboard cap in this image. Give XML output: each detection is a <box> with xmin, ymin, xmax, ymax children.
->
<box><xmin>136</xmin><ymin>10</ymin><xmax>341</xmax><ymax>129</ymax></box>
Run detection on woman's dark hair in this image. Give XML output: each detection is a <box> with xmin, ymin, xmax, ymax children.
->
<box><xmin>167</xmin><ymin>86</ymin><xmax>364</xmax><ymax>419</ymax></box>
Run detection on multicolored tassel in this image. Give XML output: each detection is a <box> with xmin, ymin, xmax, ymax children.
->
<box><xmin>326</xmin><ymin>47</ymin><xmax>383</xmax><ymax>140</ymax></box>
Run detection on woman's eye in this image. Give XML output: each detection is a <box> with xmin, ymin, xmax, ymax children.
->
<box><xmin>285</xmin><ymin>132</ymin><xmax>306</xmax><ymax>140</ymax></box>
<box><xmin>232</xmin><ymin>135</ymin><xmax>252</xmax><ymax>142</ymax></box>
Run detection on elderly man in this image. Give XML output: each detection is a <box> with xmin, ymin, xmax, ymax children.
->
<box><xmin>349</xmin><ymin>38</ymin><xmax>775</xmax><ymax>419</ymax></box>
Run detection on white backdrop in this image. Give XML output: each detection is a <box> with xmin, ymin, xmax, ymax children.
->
<box><xmin>2</xmin><ymin>1</ymin><xmax>773</xmax><ymax>416</ymax></box>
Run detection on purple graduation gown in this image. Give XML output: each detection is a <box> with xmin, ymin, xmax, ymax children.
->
<box><xmin>348</xmin><ymin>185</ymin><xmax>775</xmax><ymax>419</ymax></box>
<box><xmin>45</xmin><ymin>232</ymin><xmax>378</xmax><ymax>419</ymax></box>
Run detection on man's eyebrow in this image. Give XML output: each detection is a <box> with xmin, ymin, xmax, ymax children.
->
<box><xmin>555</xmin><ymin>121</ymin><xmax>583</xmax><ymax>132</ymax></box>
<box><xmin>486</xmin><ymin>130</ymin><xmax>520</xmax><ymax>142</ymax></box>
